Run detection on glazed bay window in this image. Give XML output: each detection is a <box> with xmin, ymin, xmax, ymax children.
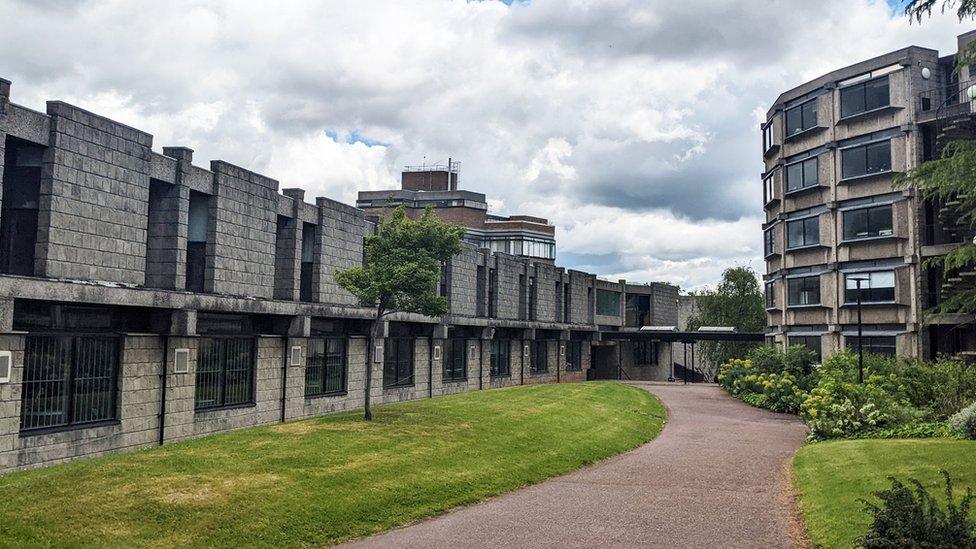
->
<box><xmin>764</xmin><ymin>227</ymin><xmax>776</xmax><ymax>257</ymax></box>
<box><xmin>785</xmin><ymin>99</ymin><xmax>817</xmax><ymax>137</ymax></box>
<box><xmin>786</xmin><ymin>157</ymin><xmax>818</xmax><ymax>193</ymax></box>
<box><xmin>846</xmin><ymin>335</ymin><xmax>896</xmax><ymax>357</ymax></box>
<box><xmin>843</xmin><ymin>204</ymin><xmax>893</xmax><ymax>241</ymax></box>
<box><xmin>531</xmin><ymin>340</ymin><xmax>548</xmax><ymax>374</ymax></box>
<box><xmin>305</xmin><ymin>338</ymin><xmax>347</xmax><ymax>397</ymax></box>
<box><xmin>840</xmin><ymin>76</ymin><xmax>890</xmax><ymax>118</ymax></box>
<box><xmin>566</xmin><ymin>340</ymin><xmax>583</xmax><ymax>371</ymax></box>
<box><xmin>765</xmin><ymin>281</ymin><xmax>777</xmax><ymax>309</ymax></box>
<box><xmin>845</xmin><ymin>271</ymin><xmax>895</xmax><ymax>304</ymax></box>
<box><xmin>787</xmin><ymin>217</ymin><xmax>819</xmax><ymax>249</ymax></box>
<box><xmin>632</xmin><ymin>341</ymin><xmax>658</xmax><ymax>366</ymax></box>
<box><xmin>763</xmin><ymin>174</ymin><xmax>775</xmax><ymax>204</ymax></box>
<box><xmin>194</xmin><ymin>337</ymin><xmax>255</xmax><ymax>410</ymax></box>
<box><xmin>383</xmin><ymin>337</ymin><xmax>414</xmax><ymax>388</ymax></box>
<box><xmin>21</xmin><ymin>335</ymin><xmax>120</xmax><ymax>432</ymax></box>
<box><xmin>788</xmin><ymin>276</ymin><xmax>821</xmax><ymax>306</ymax></box>
<box><xmin>762</xmin><ymin>122</ymin><xmax>776</xmax><ymax>153</ymax></box>
<box><xmin>490</xmin><ymin>339</ymin><xmax>511</xmax><ymax>377</ymax></box>
<box><xmin>443</xmin><ymin>338</ymin><xmax>468</xmax><ymax>382</ymax></box>
<box><xmin>841</xmin><ymin>140</ymin><xmax>891</xmax><ymax>179</ymax></box>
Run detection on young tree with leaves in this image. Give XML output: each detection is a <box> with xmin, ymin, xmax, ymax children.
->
<box><xmin>335</xmin><ymin>206</ymin><xmax>464</xmax><ymax>420</ymax></box>
<box><xmin>686</xmin><ymin>266</ymin><xmax>766</xmax><ymax>378</ymax></box>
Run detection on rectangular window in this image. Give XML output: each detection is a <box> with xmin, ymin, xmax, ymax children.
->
<box><xmin>531</xmin><ymin>340</ymin><xmax>548</xmax><ymax>373</ymax></box>
<box><xmin>762</xmin><ymin>122</ymin><xmax>775</xmax><ymax>152</ymax></box>
<box><xmin>840</xmin><ymin>76</ymin><xmax>890</xmax><ymax>118</ymax></box>
<box><xmin>632</xmin><ymin>341</ymin><xmax>658</xmax><ymax>366</ymax></box>
<box><xmin>518</xmin><ymin>274</ymin><xmax>527</xmax><ymax>320</ymax></box>
<box><xmin>785</xmin><ymin>99</ymin><xmax>818</xmax><ymax>137</ymax></box>
<box><xmin>305</xmin><ymin>337</ymin><xmax>346</xmax><ymax>397</ymax></box>
<box><xmin>563</xmin><ymin>283</ymin><xmax>572</xmax><ymax>323</ymax></box>
<box><xmin>21</xmin><ymin>335</ymin><xmax>120</xmax><ymax>432</ymax></box>
<box><xmin>786</xmin><ymin>217</ymin><xmax>819</xmax><ymax>249</ymax></box>
<box><xmin>765</xmin><ymin>281</ymin><xmax>777</xmax><ymax>309</ymax></box>
<box><xmin>443</xmin><ymin>338</ymin><xmax>468</xmax><ymax>382</ymax></box>
<box><xmin>785</xmin><ymin>157</ymin><xmax>818</xmax><ymax>192</ymax></box>
<box><xmin>843</xmin><ymin>204</ymin><xmax>893</xmax><ymax>241</ymax></box>
<box><xmin>788</xmin><ymin>335</ymin><xmax>822</xmax><ymax>362</ymax></box>
<box><xmin>764</xmin><ymin>227</ymin><xmax>776</xmax><ymax>256</ymax></box>
<box><xmin>566</xmin><ymin>340</ymin><xmax>583</xmax><ymax>371</ymax></box>
<box><xmin>845</xmin><ymin>271</ymin><xmax>895</xmax><ymax>303</ymax></box>
<box><xmin>383</xmin><ymin>337</ymin><xmax>414</xmax><ymax>388</ymax></box>
<box><xmin>528</xmin><ymin>276</ymin><xmax>537</xmax><ymax>320</ymax></box>
<box><xmin>596</xmin><ymin>289</ymin><xmax>621</xmax><ymax>316</ymax></box>
<box><xmin>788</xmin><ymin>276</ymin><xmax>820</xmax><ymax>306</ymax></box>
<box><xmin>439</xmin><ymin>263</ymin><xmax>450</xmax><ymax>299</ymax></box>
<box><xmin>300</xmin><ymin>223</ymin><xmax>316</xmax><ymax>302</ymax></box>
<box><xmin>194</xmin><ymin>337</ymin><xmax>255</xmax><ymax>410</ymax></box>
<box><xmin>488</xmin><ymin>268</ymin><xmax>498</xmax><ymax>317</ymax></box>
<box><xmin>846</xmin><ymin>335</ymin><xmax>896</xmax><ymax>357</ymax></box>
<box><xmin>763</xmin><ymin>174</ymin><xmax>775</xmax><ymax>204</ymax></box>
<box><xmin>476</xmin><ymin>265</ymin><xmax>487</xmax><ymax>317</ymax></box>
<box><xmin>490</xmin><ymin>339</ymin><xmax>511</xmax><ymax>377</ymax></box>
<box><xmin>186</xmin><ymin>191</ymin><xmax>210</xmax><ymax>292</ymax></box>
<box><xmin>841</xmin><ymin>140</ymin><xmax>891</xmax><ymax>179</ymax></box>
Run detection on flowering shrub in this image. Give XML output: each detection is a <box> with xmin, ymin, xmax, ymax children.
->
<box><xmin>949</xmin><ymin>402</ymin><xmax>976</xmax><ymax>440</ymax></box>
<box><xmin>801</xmin><ymin>377</ymin><xmax>907</xmax><ymax>440</ymax></box>
<box><xmin>718</xmin><ymin>350</ymin><xmax>812</xmax><ymax>414</ymax></box>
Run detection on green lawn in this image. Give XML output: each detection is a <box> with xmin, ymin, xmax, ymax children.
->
<box><xmin>0</xmin><ymin>382</ymin><xmax>663</xmax><ymax>548</ymax></box>
<box><xmin>793</xmin><ymin>439</ymin><xmax>976</xmax><ymax>548</ymax></box>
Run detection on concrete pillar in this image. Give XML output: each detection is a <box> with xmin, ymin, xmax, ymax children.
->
<box><xmin>169</xmin><ymin>309</ymin><xmax>197</xmax><ymax>336</ymax></box>
<box><xmin>288</xmin><ymin>315</ymin><xmax>311</xmax><ymax>337</ymax></box>
<box><xmin>0</xmin><ymin>298</ymin><xmax>12</xmax><ymax>333</ymax></box>
<box><xmin>275</xmin><ymin>189</ymin><xmax>304</xmax><ymax>301</ymax></box>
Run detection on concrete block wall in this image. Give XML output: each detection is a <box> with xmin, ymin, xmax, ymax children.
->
<box><xmin>37</xmin><ymin>102</ymin><xmax>153</xmax><ymax>284</ymax></box>
<box><xmin>568</xmin><ymin>270</ymin><xmax>594</xmax><ymax>325</ymax></box>
<box><xmin>145</xmin><ymin>178</ymin><xmax>188</xmax><ymax>289</ymax></box>
<box><xmin>273</xmin><ymin>212</ymin><xmax>301</xmax><ymax>301</ymax></box>
<box><xmin>494</xmin><ymin>254</ymin><xmax>525</xmax><ymax>320</ymax></box>
<box><xmin>284</xmin><ymin>337</ymin><xmax>368</xmax><ymax>421</ymax></box>
<box><xmin>314</xmin><ymin>197</ymin><xmax>367</xmax><ymax>306</ymax></box>
<box><xmin>534</xmin><ymin>263</ymin><xmax>561</xmax><ymax>323</ymax></box>
<box><xmin>208</xmin><ymin>162</ymin><xmax>278</xmax><ymax>298</ymax></box>
<box><xmin>448</xmin><ymin>247</ymin><xmax>481</xmax><ymax>317</ymax></box>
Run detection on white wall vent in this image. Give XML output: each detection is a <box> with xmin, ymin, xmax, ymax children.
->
<box><xmin>524</xmin><ymin>344</ymin><xmax>530</xmax><ymax>357</ymax></box>
<box><xmin>0</xmin><ymin>351</ymin><xmax>11</xmax><ymax>383</ymax></box>
<box><xmin>374</xmin><ymin>344</ymin><xmax>384</xmax><ymax>363</ymax></box>
<box><xmin>173</xmin><ymin>348</ymin><xmax>190</xmax><ymax>374</ymax></box>
<box><xmin>290</xmin><ymin>345</ymin><xmax>302</xmax><ymax>366</ymax></box>
<box><xmin>433</xmin><ymin>345</ymin><xmax>442</xmax><ymax>361</ymax></box>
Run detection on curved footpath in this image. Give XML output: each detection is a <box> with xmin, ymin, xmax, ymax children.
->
<box><xmin>341</xmin><ymin>382</ymin><xmax>809</xmax><ymax>548</ymax></box>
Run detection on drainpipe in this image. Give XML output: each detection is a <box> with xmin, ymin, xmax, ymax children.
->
<box><xmin>157</xmin><ymin>334</ymin><xmax>170</xmax><ymax>446</ymax></box>
<box><xmin>478</xmin><ymin>338</ymin><xmax>484</xmax><ymax>390</ymax></box>
<box><xmin>280</xmin><ymin>336</ymin><xmax>288</xmax><ymax>423</ymax></box>
<box><xmin>428</xmin><ymin>335</ymin><xmax>434</xmax><ymax>398</ymax></box>
<box><xmin>519</xmin><ymin>339</ymin><xmax>525</xmax><ymax>385</ymax></box>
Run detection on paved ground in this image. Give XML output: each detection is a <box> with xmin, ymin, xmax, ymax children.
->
<box><xmin>341</xmin><ymin>382</ymin><xmax>809</xmax><ymax>548</ymax></box>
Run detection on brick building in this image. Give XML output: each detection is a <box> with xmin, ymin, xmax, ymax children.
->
<box><xmin>762</xmin><ymin>31</ymin><xmax>976</xmax><ymax>360</ymax></box>
<box><xmin>0</xmin><ymin>79</ymin><xmax>677</xmax><ymax>473</ymax></box>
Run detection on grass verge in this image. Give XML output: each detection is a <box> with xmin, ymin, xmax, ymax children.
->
<box><xmin>0</xmin><ymin>381</ymin><xmax>663</xmax><ymax>547</ymax></box>
<box><xmin>793</xmin><ymin>438</ymin><xmax>976</xmax><ymax>548</ymax></box>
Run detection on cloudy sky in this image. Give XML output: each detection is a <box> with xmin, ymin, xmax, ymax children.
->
<box><xmin>0</xmin><ymin>0</ymin><xmax>971</xmax><ymax>290</ymax></box>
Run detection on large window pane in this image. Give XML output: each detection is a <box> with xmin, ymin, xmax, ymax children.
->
<box><xmin>444</xmin><ymin>338</ymin><xmax>468</xmax><ymax>382</ymax></box>
<box><xmin>846</xmin><ymin>336</ymin><xmax>896</xmax><ymax>357</ymax></box>
<box><xmin>305</xmin><ymin>338</ymin><xmax>347</xmax><ymax>396</ymax></box>
<box><xmin>788</xmin><ymin>276</ymin><xmax>820</xmax><ymax>306</ymax></box>
<box><xmin>865</xmin><ymin>77</ymin><xmax>890</xmax><ymax>111</ymax></box>
<box><xmin>845</xmin><ymin>271</ymin><xmax>895</xmax><ymax>303</ymax></box>
<box><xmin>841</xmin><ymin>76</ymin><xmax>890</xmax><ymax>118</ymax></box>
<box><xmin>490</xmin><ymin>339</ymin><xmax>511</xmax><ymax>377</ymax></box>
<box><xmin>866</xmin><ymin>141</ymin><xmax>892</xmax><ymax>174</ymax></box>
<box><xmin>383</xmin><ymin>337</ymin><xmax>414</xmax><ymax>388</ymax></box>
<box><xmin>787</xmin><ymin>217</ymin><xmax>819</xmax><ymax>248</ymax></box>
<box><xmin>843</xmin><ymin>205</ymin><xmax>893</xmax><ymax>240</ymax></box>
<box><xmin>842</xmin><ymin>140</ymin><xmax>890</xmax><ymax>179</ymax></box>
<box><xmin>194</xmin><ymin>337</ymin><xmax>255</xmax><ymax>410</ymax></box>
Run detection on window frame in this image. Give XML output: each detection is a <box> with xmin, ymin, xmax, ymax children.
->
<box><xmin>530</xmin><ymin>340</ymin><xmax>549</xmax><ymax>374</ymax></box>
<box><xmin>304</xmin><ymin>337</ymin><xmax>347</xmax><ymax>398</ymax></box>
<box><xmin>786</xmin><ymin>216</ymin><xmax>820</xmax><ymax>250</ymax></box>
<box><xmin>20</xmin><ymin>334</ymin><xmax>122</xmax><ymax>434</ymax></box>
<box><xmin>566</xmin><ymin>340</ymin><xmax>584</xmax><ymax>372</ymax></box>
<box><xmin>840</xmin><ymin>139</ymin><xmax>892</xmax><ymax>181</ymax></box>
<box><xmin>194</xmin><ymin>336</ymin><xmax>257</xmax><ymax>412</ymax></box>
<box><xmin>844</xmin><ymin>271</ymin><xmax>896</xmax><ymax>304</ymax></box>
<box><xmin>632</xmin><ymin>341</ymin><xmax>658</xmax><ymax>366</ymax></box>
<box><xmin>383</xmin><ymin>337</ymin><xmax>415</xmax><ymax>389</ymax></box>
<box><xmin>788</xmin><ymin>335</ymin><xmax>822</xmax><ymax>362</ymax></box>
<box><xmin>762</xmin><ymin>121</ymin><xmax>776</xmax><ymax>153</ymax></box>
<box><xmin>839</xmin><ymin>74</ymin><xmax>891</xmax><ymax>120</ymax></box>
<box><xmin>785</xmin><ymin>156</ymin><xmax>819</xmax><ymax>194</ymax></box>
<box><xmin>443</xmin><ymin>338</ymin><xmax>469</xmax><ymax>382</ymax></box>
<box><xmin>490</xmin><ymin>339</ymin><xmax>512</xmax><ymax>378</ymax></box>
<box><xmin>842</xmin><ymin>204</ymin><xmax>894</xmax><ymax>242</ymax></box>
<box><xmin>764</xmin><ymin>226</ymin><xmax>776</xmax><ymax>257</ymax></box>
<box><xmin>787</xmin><ymin>276</ymin><xmax>821</xmax><ymax>307</ymax></box>
<box><xmin>763</xmin><ymin>173</ymin><xmax>776</xmax><ymax>204</ymax></box>
<box><xmin>765</xmin><ymin>280</ymin><xmax>777</xmax><ymax>309</ymax></box>
<box><xmin>785</xmin><ymin>98</ymin><xmax>819</xmax><ymax>138</ymax></box>
<box><xmin>845</xmin><ymin>335</ymin><xmax>897</xmax><ymax>357</ymax></box>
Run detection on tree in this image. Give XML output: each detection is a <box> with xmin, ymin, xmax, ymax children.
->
<box><xmin>334</xmin><ymin>206</ymin><xmax>464</xmax><ymax>420</ymax></box>
<box><xmin>686</xmin><ymin>266</ymin><xmax>765</xmax><ymax>378</ymax></box>
<box><xmin>895</xmin><ymin>0</ymin><xmax>976</xmax><ymax>314</ymax></box>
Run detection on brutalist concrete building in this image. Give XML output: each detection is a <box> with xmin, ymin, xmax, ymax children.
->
<box><xmin>0</xmin><ymin>78</ymin><xmax>677</xmax><ymax>473</ymax></box>
<box><xmin>762</xmin><ymin>31</ymin><xmax>976</xmax><ymax>360</ymax></box>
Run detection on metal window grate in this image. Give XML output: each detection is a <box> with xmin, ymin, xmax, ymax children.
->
<box><xmin>383</xmin><ymin>337</ymin><xmax>414</xmax><ymax>388</ymax></box>
<box><xmin>490</xmin><ymin>339</ymin><xmax>511</xmax><ymax>377</ymax></box>
<box><xmin>21</xmin><ymin>335</ymin><xmax>119</xmax><ymax>432</ymax></box>
<box><xmin>305</xmin><ymin>338</ymin><xmax>346</xmax><ymax>396</ymax></box>
<box><xmin>443</xmin><ymin>338</ymin><xmax>468</xmax><ymax>381</ymax></box>
<box><xmin>194</xmin><ymin>337</ymin><xmax>255</xmax><ymax>410</ymax></box>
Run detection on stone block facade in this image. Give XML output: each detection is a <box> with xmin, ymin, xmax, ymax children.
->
<box><xmin>0</xmin><ymin>82</ymin><xmax>682</xmax><ymax>473</ymax></box>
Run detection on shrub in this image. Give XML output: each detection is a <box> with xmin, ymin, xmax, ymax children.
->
<box><xmin>949</xmin><ymin>402</ymin><xmax>976</xmax><ymax>440</ymax></box>
<box><xmin>801</xmin><ymin>376</ymin><xmax>911</xmax><ymax>440</ymax></box>
<box><xmin>901</xmin><ymin>359</ymin><xmax>976</xmax><ymax>420</ymax></box>
<box><xmin>738</xmin><ymin>392</ymin><xmax>767</xmax><ymax>408</ymax></box>
<box><xmin>860</xmin><ymin>420</ymin><xmax>964</xmax><ymax>440</ymax></box>
<box><xmin>858</xmin><ymin>471</ymin><xmax>976</xmax><ymax>548</ymax></box>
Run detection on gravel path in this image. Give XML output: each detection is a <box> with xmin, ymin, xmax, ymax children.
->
<box><xmin>341</xmin><ymin>382</ymin><xmax>809</xmax><ymax>548</ymax></box>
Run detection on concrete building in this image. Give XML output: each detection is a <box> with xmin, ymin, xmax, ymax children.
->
<box><xmin>357</xmin><ymin>161</ymin><xmax>557</xmax><ymax>263</ymax></box>
<box><xmin>0</xmin><ymin>79</ymin><xmax>678</xmax><ymax>473</ymax></box>
<box><xmin>762</xmin><ymin>31</ymin><xmax>976</xmax><ymax>360</ymax></box>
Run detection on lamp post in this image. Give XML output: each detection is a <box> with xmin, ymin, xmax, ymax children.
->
<box><xmin>849</xmin><ymin>275</ymin><xmax>869</xmax><ymax>384</ymax></box>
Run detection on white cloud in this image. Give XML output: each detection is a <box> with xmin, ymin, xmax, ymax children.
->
<box><xmin>0</xmin><ymin>0</ymin><xmax>971</xmax><ymax>290</ymax></box>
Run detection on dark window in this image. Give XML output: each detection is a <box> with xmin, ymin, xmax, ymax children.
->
<box><xmin>531</xmin><ymin>340</ymin><xmax>548</xmax><ymax>373</ymax></box>
<box><xmin>785</xmin><ymin>99</ymin><xmax>818</xmax><ymax>136</ymax></box>
<box><xmin>840</xmin><ymin>76</ymin><xmax>890</xmax><ymax>118</ymax></box>
<box><xmin>845</xmin><ymin>271</ymin><xmax>895</xmax><ymax>303</ymax></box>
<box><xmin>787</xmin><ymin>217</ymin><xmax>819</xmax><ymax>249</ymax></box>
<box><xmin>439</xmin><ymin>263</ymin><xmax>450</xmax><ymax>299</ymax></box>
<box><xmin>764</xmin><ymin>227</ymin><xmax>776</xmax><ymax>256</ymax></box>
<box><xmin>789</xmin><ymin>335</ymin><xmax>822</xmax><ymax>362</ymax></box>
<box><xmin>488</xmin><ymin>268</ymin><xmax>498</xmax><ymax>317</ymax></box>
<box><xmin>476</xmin><ymin>266</ymin><xmax>487</xmax><ymax>317</ymax></box>
<box><xmin>490</xmin><ymin>339</ymin><xmax>511</xmax><ymax>377</ymax></box>
<box><xmin>846</xmin><ymin>335</ymin><xmax>896</xmax><ymax>357</ymax></box>
<box><xmin>788</xmin><ymin>276</ymin><xmax>820</xmax><ymax>306</ymax></box>
<box><xmin>843</xmin><ymin>204</ymin><xmax>893</xmax><ymax>241</ymax></box>
<box><xmin>383</xmin><ymin>337</ymin><xmax>414</xmax><ymax>388</ymax></box>
<box><xmin>762</xmin><ymin>123</ymin><xmax>775</xmax><ymax>152</ymax></box>
<box><xmin>596</xmin><ymin>289</ymin><xmax>621</xmax><ymax>316</ymax></box>
<box><xmin>518</xmin><ymin>275</ymin><xmax>527</xmax><ymax>320</ymax></box>
<box><xmin>632</xmin><ymin>341</ymin><xmax>658</xmax><ymax>366</ymax></box>
<box><xmin>194</xmin><ymin>337</ymin><xmax>255</xmax><ymax>410</ymax></box>
<box><xmin>300</xmin><ymin>223</ymin><xmax>316</xmax><ymax>302</ymax></box>
<box><xmin>567</xmin><ymin>340</ymin><xmax>583</xmax><ymax>371</ymax></box>
<box><xmin>528</xmin><ymin>276</ymin><xmax>537</xmax><ymax>320</ymax></box>
<box><xmin>186</xmin><ymin>191</ymin><xmax>210</xmax><ymax>292</ymax></box>
<box><xmin>443</xmin><ymin>338</ymin><xmax>468</xmax><ymax>382</ymax></box>
<box><xmin>765</xmin><ymin>281</ymin><xmax>777</xmax><ymax>309</ymax></box>
<box><xmin>305</xmin><ymin>337</ymin><xmax>346</xmax><ymax>396</ymax></box>
<box><xmin>841</xmin><ymin>140</ymin><xmax>891</xmax><ymax>179</ymax></box>
<box><xmin>0</xmin><ymin>139</ymin><xmax>42</xmax><ymax>277</ymax></box>
<box><xmin>764</xmin><ymin>174</ymin><xmax>775</xmax><ymax>204</ymax></box>
<box><xmin>21</xmin><ymin>335</ymin><xmax>120</xmax><ymax>432</ymax></box>
<box><xmin>786</xmin><ymin>157</ymin><xmax>818</xmax><ymax>192</ymax></box>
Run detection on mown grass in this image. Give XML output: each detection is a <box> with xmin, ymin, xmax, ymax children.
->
<box><xmin>0</xmin><ymin>382</ymin><xmax>664</xmax><ymax>548</ymax></box>
<box><xmin>793</xmin><ymin>438</ymin><xmax>976</xmax><ymax>548</ymax></box>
